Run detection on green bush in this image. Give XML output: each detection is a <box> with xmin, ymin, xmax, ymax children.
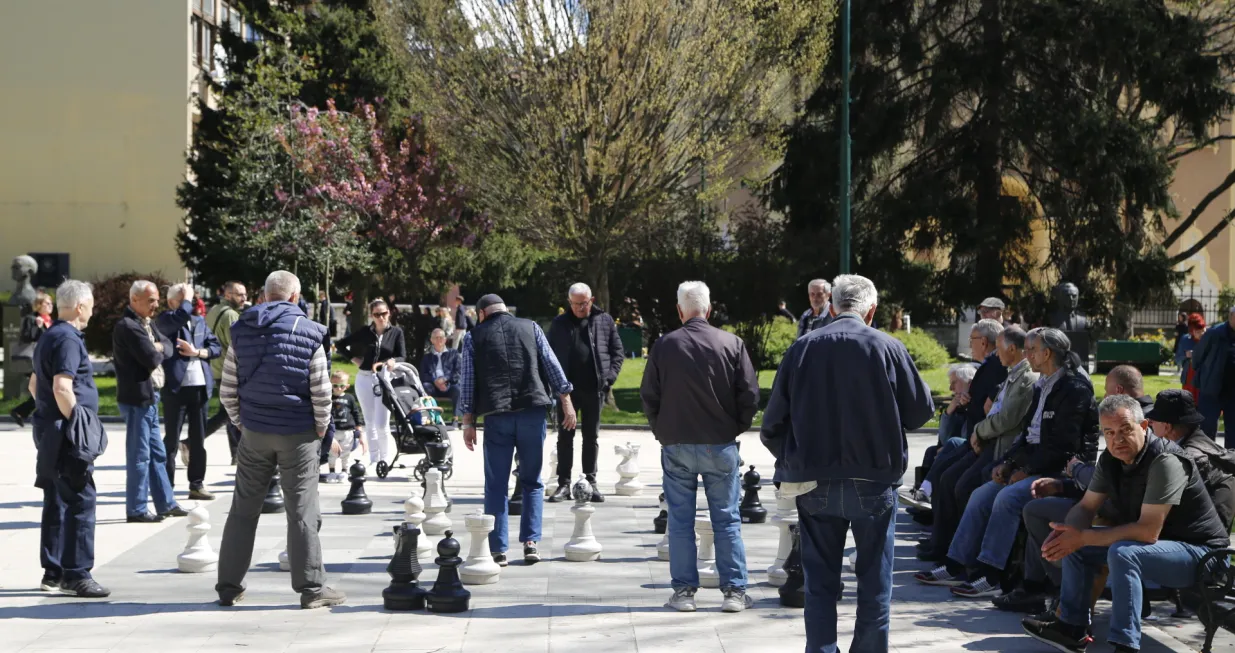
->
<box><xmin>723</xmin><ymin>317</ymin><xmax>798</xmax><ymax>370</ymax></box>
<box><xmin>1130</xmin><ymin>329</ymin><xmax>1174</xmax><ymax>365</ymax></box>
<box><xmin>891</xmin><ymin>329</ymin><xmax>949</xmax><ymax>370</ymax></box>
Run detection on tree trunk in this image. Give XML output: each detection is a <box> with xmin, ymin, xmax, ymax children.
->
<box><xmin>584</xmin><ymin>254</ymin><xmax>612</xmax><ymax>313</ymax></box>
<box><xmin>349</xmin><ymin>276</ymin><xmax>370</xmax><ymax>336</ymax></box>
<box><xmin>973</xmin><ymin>0</ymin><xmax>1005</xmax><ymax>295</ymax></box>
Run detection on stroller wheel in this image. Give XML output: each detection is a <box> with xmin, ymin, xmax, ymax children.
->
<box><xmin>442</xmin><ymin>460</ymin><xmax>454</xmax><ymax>480</ymax></box>
<box><xmin>375</xmin><ymin>461</ymin><xmax>390</xmax><ymax>479</ymax></box>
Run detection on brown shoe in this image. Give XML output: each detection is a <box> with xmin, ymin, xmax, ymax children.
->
<box><xmin>189</xmin><ymin>488</ymin><xmax>215</xmax><ymax>501</ymax></box>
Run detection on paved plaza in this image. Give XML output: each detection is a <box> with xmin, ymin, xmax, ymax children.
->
<box><xmin>0</xmin><ymin>423</ymin><xmax>1230</xmax><ymax>653</ymax></box>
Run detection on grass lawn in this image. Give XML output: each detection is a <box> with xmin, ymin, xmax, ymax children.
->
<box><xmin>1</xmin><ymin>355</ymin><xmax>1183</xmax><ymax>428</ymax></box>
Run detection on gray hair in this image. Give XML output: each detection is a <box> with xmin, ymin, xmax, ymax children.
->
<box><xmin>1026</xmin><ymin>327</ymin><xmax>1072</xmax><ymax>367</ymax></box>
<box><xmin>167</xmin><ymin>282</ymin><xmax>192</xmax><ymax>303</ymax></box>
<box><xmin>677</xmin><ymin>281</ymin><xmax>711</xmax><ymax>317</ymax></box>
<box><xmin>568</xmin><ymin>282</ymin><xmax>592</xmax><ymax>299</ymax></box>
<box><xmin>999</xmin><ymin>326</ymin><xmax>1027</xmax><ymax>350</ymax></box>
<box><xmin>264</xmin><ymin>270</ymin><xmax>300</xmax><ymax>302</ymax></box>
<box><xmin>1099</xmin><ymin>393</ymin><xmax>1144</xmax><ymax>423</ymax></box>
<box><xmin>948</xmin><ymin>363</ymin><xmax>978</xmax><ymax>385</ymax></box>
<box><xmin>808</xmin><ymin>278</ymin><xmax>831</xmax><ymax>293</ymax></box>
<box><xmin>831</xmin><ymin>274</ymin><xmax>878</xmax><ymax>316</ymax></box>
<box><xmin>431</xmin><ymin>328</ymin><xmax>445</xmax><ymax>338</ymax></box>
<box><xmin>129</xmin><ymin>280</ymin><xmax>157</xmax><ymax>299</ymax></box>
<box><xmin>971</xmin><ymin>319</ymin><xmax>1005</xmax><ymax>346</ymax></box>
<box><xmin>55</xmin><ymin>280</ymin><xmax>93</xmax><ymax>312</ymax></box>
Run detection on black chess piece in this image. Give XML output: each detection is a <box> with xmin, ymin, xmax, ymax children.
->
<box><xmin>261</xmin><ymin>474</ymin><xmax>285</xmax><ymax>514</ymax></box>
<box><xmin>341</xmin><ymin>461</ymin><xmax>373</xmax><ymax>515</ymax></box>
<box><xmin>384</xmin><ymin>523</ymin><xmax>429</xmax><ymax>610</ymax></box>
<box><xmin>509</xmin><ymin>457</ymin><xmax>523</xmax><ymax>517</ymax></box>
<box><xmin>779</xmin><ymin>524</ymin><xmax>805</xmax><ymax>608</ymax></box>
<box><xmin>739</xmin><ymin>466</ymin><xmax>767</xmax><ymax>524</ymax></box>
<box><xmin>653</xmin><ymin>493</ymin><xmax>667</xmax><ymax>534</ymax></box>
<box><xmin>426</xmin><ymin>530</ymin><xmax>471</xmax><ymax>613</ymax></box>
<box><xmin>424</xmin><ymin>441</ymin><xmax>452</xmax><ymax>510</ymax></box>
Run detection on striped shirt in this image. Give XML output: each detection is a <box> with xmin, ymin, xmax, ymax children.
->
<box><xmin>220</xmin><ymin>343</ymin><xmax>332</xmax><ymax>433</ymax></box>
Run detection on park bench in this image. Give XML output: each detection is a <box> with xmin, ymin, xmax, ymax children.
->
<box><xmin>1095</xmin><ymin>340</ymin><xmax>1161</xmax><ymax>375</ymax></box>
<box><xmin>1187</xmin><ymin>548</ymin><xmax>1235</xmax><ymax>653</ymax></box>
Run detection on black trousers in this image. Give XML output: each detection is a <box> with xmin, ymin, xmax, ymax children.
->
<box><xmin>555</xmin><ymin>388</ymin><xmax>602</xmax><ymax>484</ymax></box>
<box><xmin>164</xmin><ymin>386</ymin><xmax>209</xmax><ymax>489</ymax></box>
<box><xmin>40</xmin><ymin>473</ymin><xmax>96</xmax><ymax>582</ymax></box>
<box><xmin>929</xmin><ymin>448</ymin><xmax>991</xmax><ymax>553</ymax></box>
<box><xmin>206</xmin><ymin>381</ymin><xmax>241</xmax><ymax>456</ymax></box>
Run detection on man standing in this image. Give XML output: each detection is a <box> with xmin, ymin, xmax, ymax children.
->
<box><xmin>156</xmin><ymin>283</ymin><xmax>222</xmax><ymax>501</ymax></box>
<box><xmin>29</xmin><ymin>280</ymin><xmax>109</xmax><ymax>597</ymax></box>
<box><xmin>797</xmin><ymin>278</ymin><xmax>834</xmax><ymax>339</ymax></box>
<box><xmin>216</xmin><ymin>271</ymin><xmax>344</xmax><ymax>609</ymax></box>
<box><xmin>1026</xmin><ymin>395</ymin><xmax>1230</xmax><ymax>653</ymax></box>
<box><xmin>420</xmin><ymin>328</ymin><xmax>463</xmax><ymax>427</ymax></box>
<box><xmin>547</xmin><ymin>282</ymin><xmax>624</xmax><ymax>503</ymax></box>
<box><xmin>460</xmin><ymin>294</ymin><xmax>576</xmax><ymax>567</ymax></box>
<box><xmin>642</xmin><ymin>281</ymin><xmax>759</xmax><ymax>613</ymax></box>
<box><xmin>452</xmin><ymin>295</ymin><xmax>472</xmax><ymax>349</ymax></box>
<box><xmin>762</xmin><ymin>274</ymin><xmax>935</xmax><ymax>652</ymax></box>
<box><xmin>1192</xmin><ymin>306</ymin><xmax>1235</xmax><ymax>445</ymax></box>
<box><xmin>205</xmin><ymin>281</ymin><xmax>246</xmax><ymax>461</ymax></box>
<box><xmin>113</xmin><ymin>281</ymin><xmax>185</xmax><ymax>523</ymax></box>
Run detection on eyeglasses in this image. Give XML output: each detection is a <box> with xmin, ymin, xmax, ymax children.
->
<box><xmin>372</xmin><ymin>312</ymin><xmax>390</xmax><ymax>318</ymax></box>
<box><xmin>332</xmin><ymin>383</ymin><xmax>348</xmax><ymax>388</ymax></box>
<box><xmin>569</xmin><ymin>300</ymin><xmax>591</xmax><ymax>307</ymax></box>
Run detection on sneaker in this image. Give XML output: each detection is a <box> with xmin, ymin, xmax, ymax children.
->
<box><xmin>547</xmin><ymin>484</ymin><xmax>571</xmax><ymax>503</ymax></box>
<box><xmin>914</xmin><ymin>566</ymin><xmax>964</xmax><ymax>587</ymax></box>
<box><xmin>665</xmin><ymin>586</ymin><xmax>698</xmax><ymax>612</ymax></box>
<box><xmin>1022</xmin><ymin>617</ymin><xmax>1092</xmax><ymax>653</ymax></box>
<box><xmin>160</xmin><ymin>506</ymin><xmax>189</xmax><ymax>518</ymax></box>
<box><xmin>897</xmin><ymin>487</ymin><xmax>931</xmax><ymax>511</ymax></box>
<box><xmin>524</xmin><ymin>542</ymin><xmax>541</xmax><ymax>564</ymax></box>
<box><xmin>992</xmin><ymin>587</ymin><xmax>1047</xmax><ymax>613</ymax></box>
<box><xmin>188</xmin><ymin>488</ymin><xmax>215</xmax><ymax>501</ymax></box>
<box><xmin>952</xmin><ymin>577</ymin><xmax>1001</xmax><ymax>598</ymax></box>
<box><xmin>218</xmin><ymin>591</ymin><xmax>245</xmax><ymax>607</ymax></box>
<box><xmin>179</xmin><ymin>441</ymin><xmax>190</xmax><ymax>467</ymax></box>
<box><xmin>493</xmin><ymin>552</ymin><xmax>509</xmax><ymax>567</ymax></box>
<box><xmin>721</xmin><ymin>588</ymin><xmax>754</xmax><ymax>613</ymax></box>
<box><xmin>126</xmin><ymin>512</ymin><xmax>164</xmax><ymax>524</ymax></box>
<box><xmin>301</xmin><ymin>586</ymin><xmax>346</xmax><ymax>609</ymax></box>
<box><xmin>40</xmin><ymin>573</ymin><xmax>60</xmax><ymax>591</ymax></box>
<box><xmin>59</xmin><ymin>578</ymin><xmax>110</xmax><ymax>598</ymax></box>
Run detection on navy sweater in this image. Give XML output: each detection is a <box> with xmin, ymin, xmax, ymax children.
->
<box><xmin>760</xmin><ymin>314</ymin><xmax>935</xmax><ymax>486</ymax></box>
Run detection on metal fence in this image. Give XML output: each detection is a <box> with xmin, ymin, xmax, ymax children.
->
<box><xmin>1131</xmin><ymin>286</ymin><xmax>1228</xmax><ymax>331</ymax></box>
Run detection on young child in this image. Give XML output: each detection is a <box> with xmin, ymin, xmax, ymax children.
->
<box><xmin>328</xmin><ymin>371</ymin><xmax>366</xmax><ymax>482</ymax></box>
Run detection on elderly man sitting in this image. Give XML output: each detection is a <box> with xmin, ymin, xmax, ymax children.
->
<box><xmin>900</xmin><ymin>364</ymin><xmax>977</xmax><ymax>512</ymax></box>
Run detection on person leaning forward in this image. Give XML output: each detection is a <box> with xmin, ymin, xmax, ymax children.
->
<box><xmin>215</xmin><ymin>270</ymin><xmax>345</xmax><ymax>610</ymax></box>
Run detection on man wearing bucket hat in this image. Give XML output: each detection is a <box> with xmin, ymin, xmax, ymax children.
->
<box><xmin>1146</xmin><ymin>389</ymin><xmax>1235</xmax><ymax>528</ymax></box>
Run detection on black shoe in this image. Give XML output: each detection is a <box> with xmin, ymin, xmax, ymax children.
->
<box><xmin>40</xmin><ymin>573</ymin><xmax>60</xmax><ymax>591</ymax></box>
<box><xmin>588</xmin><ymin>481</ymin><xmax>605</xmax><ymax>503</ymax></box>
<box><xmin>126</xmin><ymin>513</ymin><xmax>164</xmax><ymax>523</ymax></box>
<box><xmin>59</xmin><ymin>578</ymin><xmax>110</xmax><ymax>598</ymax></box>
<box><xmin>218</xmin><ymin>591</ymin><xmax>245</xmax><ymax>606</ymax></box>
<box><xmin>160</xmin><ymin>506</ymin><xmax>189</xmax><ymax>518</ymax></box>
<box><xmin>1022</xmin><ymin>618</ymin><xmax>1092</xmax><ymax>653</ymax></box>
<box><xmin>524</xmin><ymin>542</ymin><xmax>541</xmax><ymax>564</ymax></box>
<box><xmin>492</xmin><ymin>552</ymin><xmax>509</xmax><ymax>567</ymax></box>
<box><xmin>9</xmin><ymin>410</ymin><xmax>25</xmax><ymax>428</ymax></box>
<box><xmin>1111</xmin><ymin>645</ymin><xmax>1138</xmax><ymax>653</ymax></box>
<box><xmin>547</xmin><ymin>484</ymin><xmax>571</xmax><ymax>503</ymax></box>
<box><xmin>992</xmin><ymin>587</ymin><xmax>1047</xmax><ymax>614</ymax></box>
<box><xmin>915</xmin><ymin>546</ymin><xmax>944</xmax><ymax>562</ymax></box>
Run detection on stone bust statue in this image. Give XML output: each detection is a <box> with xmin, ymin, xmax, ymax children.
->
<box><xmin>9</xmin><ymin>255</ymin><xmax>37</xmax><ymax>311</ymax></box>
<box><xmin>1048</xmin><ymin>281</ymin><xmax>1088</xmax><ymax>331</ymax></box>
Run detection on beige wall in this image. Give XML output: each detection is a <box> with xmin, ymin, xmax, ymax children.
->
<box><xmin>0</xmin><ymin>0</ymin><xmax>191</xmax><ymax>286</ymax></box>
<box><xmin>1167</xmin><ymin>118</ymin><xmax>1235</xmax><ymax>292</ymax></box>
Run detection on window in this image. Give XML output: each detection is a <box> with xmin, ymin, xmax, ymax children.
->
<box><xmin>202</xmin><ymin>0</ymin><xmax>214</xmax><ymax>21</ymax></box>
<box><xmin>219</xmin><ymin>2</ymin><xmax>229</xmax><ymax>27</ymax></box>
<box><xmin>192</xmin><ymin>16</ymin><xmax>203</xmax><ymax>66</ymax></box>
<box><xmin>192</xmin><ymin>17</ymin><xmax>216</xmax><ymax>69</ymax></box>
<box><xmin>244</xmin><ymin>22</ymin><xmax>262</xmax><ymax>43</ymax></box>
<box><xmin>193</xmin><ymin>0</ymin><xmax>203</xmax><ymax>13</ymax></box>
<box><xmin>230</xmin><ymin>6</ymin><xmax>242</xmax><ymax>34</ymax></box>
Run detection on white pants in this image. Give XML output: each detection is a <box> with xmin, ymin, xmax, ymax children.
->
<box><xmin>354</xmin><ymin>371</ymin><xmax>392</xmax><ymax>464</ymax></box>
<box><xmin>328</xmin><ymin>429</ymin><xmax>357</xmax><ymax>471</ymax></box>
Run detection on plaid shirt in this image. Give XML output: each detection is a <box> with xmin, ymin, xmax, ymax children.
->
<box><xmin>459</xmin><ymin>320</ymin><xmax>573</xmax><ymax>416</ymax></box>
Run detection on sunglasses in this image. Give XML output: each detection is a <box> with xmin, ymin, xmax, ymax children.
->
<box><xmin>372</xmin><ymin>312</ymin><xmax>390</xmax><ymax>318</ymax></box>
<box><xmin>332</xmin><ymin>383</ymin><xmax>348</xmax><ymax>388</ymax></box>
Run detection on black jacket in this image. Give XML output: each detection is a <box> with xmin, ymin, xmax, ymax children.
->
<box><xmin>331</xmin><ymin>392</ymin><xmax>365</xmax><ymax>431</ymax></box>
<box><xmin>335</xmin><ymin>324</ymin><xmax>407</xmax><ymax>371</ymax></box>
<box><xmin>1178</xmin><ymin>428</ymin><xmax>1235</xmax><ymax>529</ymax></box>
<box><xmin>640</xmin><ymin>317</ymin><xmax>759</xmax><ymax>445</ymax></box>
<box><xmin>155</xmin><ymin>300</ymin><xmax>223</xmax><ymax>397</ymax></box>
<box><xmin>113</xmin><ymin>306</ymin><xmax>173</xmax><ymax>407</ymax></box>
<box><xmin>547</xmin><ymin>306</ymin><xmax>624</xmax><ymax>392</ymax></box>
<box><xmin>1002</xmin><ymin>369</ymin><xmax>1099</xmax><ymax>476</ymax></box>
<box><xmin>965</xmin><ymin>353</ymin><xmax>1009</xmax><ymax>435</ymax></box>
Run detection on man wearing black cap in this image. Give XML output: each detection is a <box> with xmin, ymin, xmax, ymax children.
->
<box><xmin>459</xmin><ymin>294</ymin><xmax>576</xmax><ymax>567</ymax></box>
<box><xmin>1146</xmin><ymin>389</ymin><xmax>1235</xmax><ymax>528</ymax></box>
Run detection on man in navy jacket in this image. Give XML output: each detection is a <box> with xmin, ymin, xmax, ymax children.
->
<box><xmin>420</xmin><ymin>328</ymin><xmax>462</xmax><ymax>424</ymax></box>
<box><xmin>157</xmin><ymin>283</ymin><xmax>222</xmax><ymax>500</ymax></box>
<box><xmin>762</xmin><ymin>274</ymin><xmax>934</xmax><ymax>653</ymax></box>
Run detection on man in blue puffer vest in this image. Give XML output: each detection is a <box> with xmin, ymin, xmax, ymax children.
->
<box><xmin>215</xmin><ymin>270</ymin><xmax>345</xmax><ymax>610</ymax></box>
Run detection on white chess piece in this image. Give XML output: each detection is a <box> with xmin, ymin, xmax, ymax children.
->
<box><xmin>847</xmin><ymin>551</ymin><xmax>858</xmax><ymax>572</ymax></box>
<box><xmin>768</xmin><ymin>492</ymin><xmax>798</xmax><ymax>587</ymax></box>
<box><xmin>402</xmin><ymin>493</ymin><xmax>434</xmax><ymax>561</ymax></box>
<box><xmin>176</xmin><ymin>503</ymin><xmax>218</xmax><ymax>573</ymax></box>
<box><xmin>613</xmin><ymin>442</ymin><xmax>643</xmax><ymax>496</ymax></box>
<box><xmin>459</xmin><ymin>512</ymin><xmax>501</xmax><ymax>584</ymax></box>
<box><xmin>697</xmin><ymin>515</ymin><xmax>719</xmax><ymax>588</ymax></box>
<box><xmin>656</xmin><ymin>494</ymin><xmax>671</xmax><ymax>561</ymax></box>
<box><xmin>546</xmin><ymin>447</ymin><xmax>559</xmax><ymax>487</ymax></box>
<box><xmin>278</xmin><ymin>548</ymin><xmax>290</xmax><ymax>571</ymax></box>
<box><xmin>422</xmin><ymin>467</ymin><xmax>452</xmax><ymax>536</ymax></box>
<box><xmin>564</xmin><ymin>478</ymin><xmax>603</xmax><ymax>561</ymax></box>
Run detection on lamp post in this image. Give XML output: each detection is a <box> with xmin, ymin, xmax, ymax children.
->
<box><xmin>838</xmin><ymin>0</ymin><xmax>852</xmax><ymax>274</ymax></box>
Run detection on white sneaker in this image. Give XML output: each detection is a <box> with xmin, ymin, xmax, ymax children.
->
<box><xmin>721</xmin><ymin>588</ymin><xmax>754</xmax><ymax>613</ymax></box>
<box><xmin>914</xmin><ymin>565</ymin><xmax>964</xmax><ymax>587</ymax></box>
<box><xmin>951</xmin><ymin>577</ymin><xmax>1001</xmax><ymax>599</ymax></box>
<box><xmin>665</xmin><ymin>587</ymin><xmax>698</xmax><ymax>612</ymax></box>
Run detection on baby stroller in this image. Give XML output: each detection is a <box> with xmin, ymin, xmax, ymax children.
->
<box><xmin>374</xmin><ymin>362</ymin><xmax>454</xmax><ymax>480</ymax></box>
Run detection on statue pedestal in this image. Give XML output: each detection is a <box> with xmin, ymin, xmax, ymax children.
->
<box><xmin>2</xmin><ymin>305</ymin><xmax>32</xmax><ymax>400</ymax></box>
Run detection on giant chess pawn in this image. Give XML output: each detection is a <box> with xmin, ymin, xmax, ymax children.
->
<box><xmin>613</xmin><ymin>442</ymin><xmax>643</xmax><ymax>496</ymax></box>
<box><xmin>341</xmin><ymin>461</ymin><xmax>373</xmax><ymax>515</ymax></box>
<box><xmin>384</xmin><ymin>523</ymin><xmax>429</xmax><ymax>610</ymax></box>
<box><xmin>424</xmin><ymin>441</ymin><xmax>452</xmax><ymax>511</ymax></box>
<box><xmin>545</xmin><ymin>447</ymin><xmax>559</xmax><ymax>493</ymax></box>
<box><xmin>278</xmin><ymin>549</ymin><xmax>290</xmax><ymax>571</ymax></box>
<box><xmin>653</xmin><ymin>493</ymin><xmax>668</xmax><ymax>534</ymax></box>
<box><xmin>422</xmin><ymin>467</ymin><xmax>452</xmax><ymax>536</ymax></box>
<box><xmin>177</xmin><ymin>503</ymin><xmax>218</xmax><ymax>573</ymax></box>
<box><xmin>403</xmin><ymin>494</ymin><xmax>435</xmax><ymax>562</ymax></box>
<box><xmin>778</xmin><ymin>524</ymin><xmax>805</xmax><ymax>608</ymax></box>
<box><xmin>564</xmin><ymin>477</ymin><xmax>603</xmax><ymax>562</ymax></box>
<box><xmin>509</xmin><ymin>455</ymin><xmax>523</xmax><ymax>517</ymax></box>
<box><xmin>739</xmin><ymin>466</ymin><xmax>768</xmax><ymax>524</ymax></box>
<box><xmin>459</xmin><ymin>512</ymin><xmax>501</xmax><ymax>584</ymax></box>
<box><xmin>658</xmin><ymin>525</ymin><xmax>699</xmax><ymax>563</ymax></box>
<box><xmin>696</xmin><ymin>516</ymin><xmax>719</xmax><ymax>588</ymax></box>
<box><xmin>426</xmin><ymin>530</ymin><xmax>471</xmax><ymax>613</ymax></box>
<box><xmin>767</xmin><ymin>491</ymin><xmax>798</xmax><ymax>587</ymax></box>
<box><xmin>262</xmin><ymin>474</ymin><xmax>285</xmax><ymax>514</ymax></box>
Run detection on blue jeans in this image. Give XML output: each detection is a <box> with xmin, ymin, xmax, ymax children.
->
<box><xmin>947</xmin><ymin>476</ymin><xmax>1038</xmax><ymax>569</ymax></box>
<box><xmin>1199</xmin><ymin>393</ymin><xmax>1235</xmax><ymax>447</ymax></box>
<box><xmin>797</xmin><ymin>479</ymin><xmax>897</xmax><ymax>653</ymax></box>
<box><xmin>482</xmin><ymin>407</ymin><xmax>546</xmax><ymax>553</ymax></box>
<box><xmin>1060</xmin><ymin>539</ymin><xmax>1212</xmax><ymax>649</ymax></box>
<box><xmin>119</xmin><ymin>400</ymin><xmax>177</xmax><ymax>518</ymax></box>
<box><xmin>661</xmin><ymin>442</ymin><xmax>748</xmax><ymax>591</ymax></box>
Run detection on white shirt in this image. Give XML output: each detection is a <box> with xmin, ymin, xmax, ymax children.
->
<box><xmin>182</xmin><ymin>358</ymin><xmax>207</xmax><ymax>387</ymax></box>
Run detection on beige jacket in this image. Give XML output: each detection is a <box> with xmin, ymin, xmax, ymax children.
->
<box><xmin>974</xmin><ymin>358</ymin><xmax>1039</xmax><ymax>460</ymax></box>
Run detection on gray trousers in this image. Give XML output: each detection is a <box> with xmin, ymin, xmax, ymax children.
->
<box><xmin>217</xmin><ymin>428</ymin><xmax>325</xmax><ymax>596</ymax></box>
<box><xmin>1023</xmin><ymin>497</ymin><xmax>1075</xmax><ymax>587</ymax></box>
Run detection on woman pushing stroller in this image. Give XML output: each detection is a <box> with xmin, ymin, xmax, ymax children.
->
<box><xmin>334</xmin><ymin>298</ymin><xmax>407</xmax><ymax>466</ymax></box>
